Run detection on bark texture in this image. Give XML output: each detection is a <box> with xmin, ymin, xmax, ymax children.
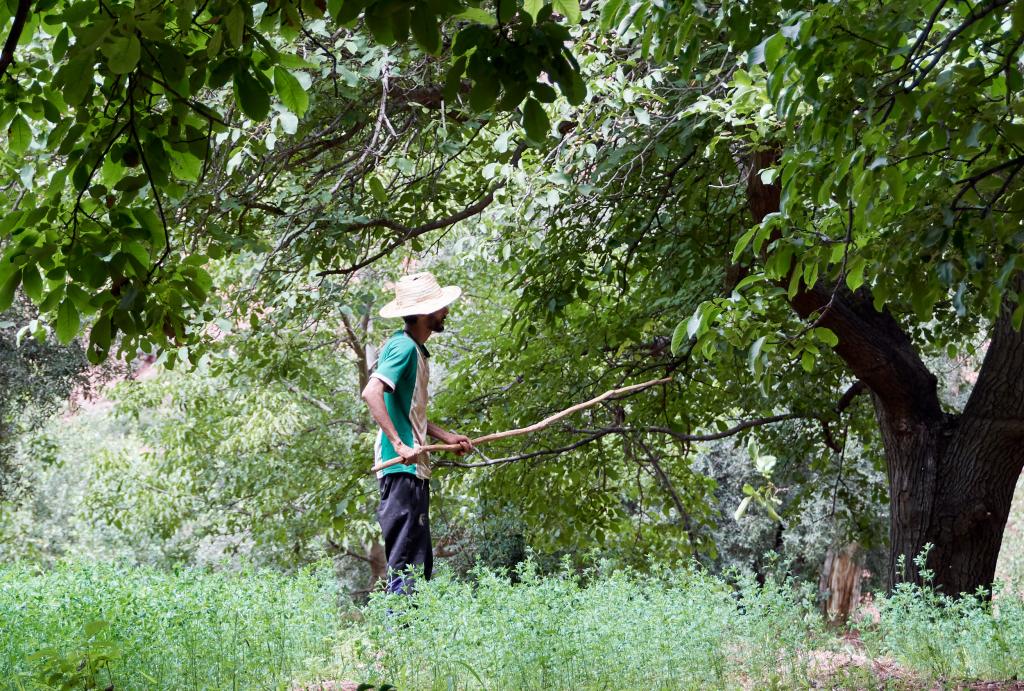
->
<box><xmin>745</xmin><ymin>151</ymin><xmax>1024</xmax><ymax>594</ymax></box>
<box><xmin>819</xmin><ymin>543</ymin><xmax>864</xmax><ymax>622</ymax></box>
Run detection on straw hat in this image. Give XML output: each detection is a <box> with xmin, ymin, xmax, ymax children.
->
<box><xmin>379</xmin><ymin>272</ymin><xmax>462</xmax><ymax>318</ymax></box>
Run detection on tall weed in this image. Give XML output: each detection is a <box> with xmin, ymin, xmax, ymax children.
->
<box><xmin>0</xmin><ymin>561</ymin><xmax>343</xmax><ymax>689</ymax></box>
<box><xmin>359</xmin><ymin>558</ymin><xmax>827</xmax><ymax>690</ymax></box>
<box><xmin>864</xmin><ymin>566</ymin><xmax>1024</xmax><ymax>683</ymax></box>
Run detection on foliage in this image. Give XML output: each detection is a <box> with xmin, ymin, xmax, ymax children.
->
<box><xmin>0</xmin><ymin>295</ymin><xmax>92</xmax><ymax>499</ymax></box>
<box><xmin>4</xmin><ymin>0</ymin><xmax>1023</xmax><ymax>595</ymax></box>
<box><xmin>360</xmin><ymin>558</ymin><xmax>828</xmax><ymax>690</ymax></box>
<box><xmin>25</xmin><ymin>620</ymin><xmax>122</xmax><ymax>691</ymax></box>
<box><xmin>0</xmin><ymin>406</ymin><xmax>149</xmax><ymax>565</ymax></box>
<box><xmin>6</xmin><ymin>557</ymin><xmax>1024</xmax><ymax>689</ymax></box>
<box><xmin>0</xmin><ymin>0</ymin><xmax>583</xmax><ymax>363</ymax></box>
<box><xmin>0</xmin><ymin>561</ymin><xmax>343</xmax><ymax>690</ymax></box>
<box><xmin>864</xmin><ymin>551</ymin><xmax>1024</xmax><ymax>683</ymax></box>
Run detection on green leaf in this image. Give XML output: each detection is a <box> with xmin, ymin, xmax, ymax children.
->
<box><xmin>444</xmin><ymin>56</ymin><xmax>467</xmax><ymax>101</ymax></box>
<box><xmin>206</xmin><ymin>28</ymin><xmax>224</xmax><ymax>57</ymax></box>
<box><xmin>497</xmin><ymin>0</ymin><xmax>517</xmax><ymax>23</ymax></box>
<box><xmin>8</xmin><ymin>115</ymin><xmax>31</xmax><ymax>154</ymax></box>
<box><xmin>21</xmin><ymin>264</ymin><xmax>42</xmax><ymax>303</ymax></box>
<box><xmin>455</xmin><ymin>7</ymin><xmax>497</xmax><ymax>25</ymax></box>
<box><xmin>801</xmin><ymin>350</ymin><xmax>814</xmax><ymax>373</ymax></box>
<box><xmin>0</xmin><ymin>210</ymin><xmax>24</xmax><ymax>238</ymax></box>
<box><xmin>522</xmin><ymin>97</ymin><xmax>549</xmax><ymax>141</ymax></box>
<box><xmin>731</xmin><ymin>225</ymin><xmax>757</xmax><ymax>263</ymax></box>
<box><xmin>1013</xmin><ymin>0</ymin><xmax>1024</xmax><ymax>34</ymax></box>
<box><xmin>53</xmin><ymin>27</ymin><xmax>70</xmax><ymax>61</ymax></box>
<box><xmin>813</xmin><ymin>327</ymin><xmax>839</xmax><ymax>347</ymax></box>
<box><xmin>747</xmin><ymin>335</ymin><xmax>767</xmax><ymax>373</ymax></box>
<box><xmin>123</xmin><ymin>239</ymin><xmax>152</xmax><ymax>271</ymax></box>
<box><xmin>410</xmin><ymin>3</ymin><xmax>441</xmax><ymax>55</ymax></box>
<box><xmin>274</xmin><ymin>66</ymin><xmax>309</xmax><ymax>117</ymax></box>
<box><xmin>734</xmin><ymin>496</ymin><xmax>752</xmax><ymax>521</ymax></box>
<box><xmin>0</xmin><ymin>268</ymin><xmax>20</xmax><ymax>313</ymax></box>
<box><xmin>278</xmin><ymin>52</ymin><xmax>320</xmax><ymax>69</ymax></box>
<box><xmin>225</xmin><ymin>3</ymin><xmax>245</xmax><ymax>48</ymax></box>
<box><xmin>88</xmin><ymin>313</ymin><xmax>112</xmax><ymax>364</ymax></box>
<box><xmin>552</xmin><ymin>0</ymin><xmax>580</xmax><ymax>23</ymax></box>
<box><xmin>523</xmin><ymin>0</ymin><xmax>544</xmax><ymax>21</ymax></box>
<box><xmin>845</xmin><ymin>256</ymin><xmax>867</xmax><ymax>292</ymax></box>
<box><xmin>670</xmin><ymin>319</ymin><xmax>688</xmax><ymax>355</ymax></box>
<box><xmin>763</xmin><ymin>32</ymin><xmax>786</xmax><ymax>70</ymax></box>
<box><xmin>234</xmin><ymin>67</ymin><xmax>271</xmax><ymax>121</ymax></box>
<box><xmin>368</xmin><ymin>176</ymin><xmax>387</xmax><ymax>202</ymax></box>
<box><xmin>103</xmin><ymin>35</ymin><xmax>141</xmax><ymax>74</ymax></box>
<box><xmin>748</xmin><ymin>37</ymin><xmax>768</xmax><ymax>66</ymax></box>
<box><xmin>55</xmin><ymin>298</ymin><xmax>80</xmax><ymax>344</ymax></box>
<box><xmin>60</xmin><ymin>55</ymin><xmax>95</xmax><ymax>106</ymax></box>
<box><xmin>470</xmin><ymin>75</ymin><xmax>500</xmax><ymax>112</ymax></box>
<box><xmin>333</xmin><ymin>0</ymin><xmax>368</xmax><ymax>24</ymax></box>
<box><xmin>364</xmin><ymin>5</ymin><xmax>395</xmax><ymax>43</ymax></box>
<box><xmin>168</xmin><ymin>149</ymin><xmax>203</xmax><ymax>182</ymax></box>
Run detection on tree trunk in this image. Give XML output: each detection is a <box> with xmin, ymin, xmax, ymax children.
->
<box><xmin>878</xmin><ymin>306</ymin><xmax>1024</xmax><ymax>595</ymax></box>
<box><xmin>882</xmin><ymin>419</ymin><xmax>1022</xmax><ymax>595</ymax></box>
<box><xmin>819</xmin><ymin>542</ymin><xmax>863</xmax><ymax>622</ymax></box>
<box><xmin>744</xmin><ymin>151</ymin><xmax>1024</xmax><ymax>595</ymax></box>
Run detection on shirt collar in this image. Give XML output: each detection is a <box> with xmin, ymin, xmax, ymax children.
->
<box><xmin>398</xmin><ymin>329</ymin><xmax>430</xmax><ymax>358</ymax></box>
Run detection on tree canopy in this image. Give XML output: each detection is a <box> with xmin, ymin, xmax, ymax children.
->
<box><xmin>2</xmin><ymin>0</ymin><xmax>1024</xmax><ymax>594</ymax></box>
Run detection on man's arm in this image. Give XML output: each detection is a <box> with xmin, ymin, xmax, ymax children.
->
<box><xmin>427</xmin><ymin>421</ymin><xmax>473</xmax><ymax>456</ymax></box>
<box><xmin>361</xmin><ymin>378</ymin><xmax>419</xmax><ymax>462</ymax></box>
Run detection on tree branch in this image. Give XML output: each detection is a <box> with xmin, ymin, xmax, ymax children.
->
<box><xmin>573</xmin><ymin>413</ymin><xmax>807</xmax><ymax>443</ymax></box>
<box><xmin>317</xmin><ymin>143</ymin><xmax>528</xmax><ymax>278</ymax></box>
<box><xmin>961</xmin><ymin>274</ymin><xmax>1024</xmax><ymax>425</ymax></box>
<box><xmin>744</xmin><ymin>150</ymin><xmax>942</xmax><ymax>423</ymax></box>
<box><xmin>0</xmin><ymin>0</ymin><xmax>31</xmax><ymax>81</ymax></box>
<box><xmin>433</xmin><ymin>431</ymin><xmax>615</xmax><ymax>468</ymax></box>
<box><xmin>434</xmin><ymin>411</ymin><xmax>810</xmax><ymax>470</ymax></box>
<box><xmin>903</xmin><ymin>0</ymin><xmax>1015</xmax><ymax>93</ymax></box>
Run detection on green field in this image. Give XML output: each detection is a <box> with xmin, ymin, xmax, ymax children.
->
<box><xmin>4</xmin><ymin>559</ymin><xmax>1024</xmax><ymax>690</ymax></box>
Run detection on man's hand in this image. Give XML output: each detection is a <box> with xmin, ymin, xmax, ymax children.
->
<box><xmin>394</xmin><ymin>440</ymin><xmax>421</xmax><ymax>463</ymax></box>
<box><xmin>446</xmin><ymin>433</ymin><xmax>474</xmax><ymax>456</ymax></box>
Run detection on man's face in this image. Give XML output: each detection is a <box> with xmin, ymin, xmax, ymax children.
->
<box><xmin>426</xmin><ymin>306</ymin><xmax>449</xmax><ymax>333</ymax></box>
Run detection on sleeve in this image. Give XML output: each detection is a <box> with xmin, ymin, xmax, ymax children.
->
<box><xmin>370</xmin><ymin>339</ymin><xmax>415</xmax><ymax>392</ymax></box>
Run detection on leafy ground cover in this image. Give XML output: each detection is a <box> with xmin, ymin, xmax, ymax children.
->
<box><xmin>0</xmin><ymin>562</ymin><xmax>343</xmax><ymax>690</ymax></box>
<box><xmin>356</xmin><ymin>560</ymin><xmax>832</xmax><ymax>689</ymax></box>
<box><xmin>4</xmin><ymin>559</ymin><xmax>1024</xmax><ymax>690</ymax></box>
<box><xmin>351</xmin><ymin>559</ymin><xmax>1024</xmax><ymax>690</ymax></box>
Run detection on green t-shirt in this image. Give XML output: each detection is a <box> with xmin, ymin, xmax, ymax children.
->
<box><xmin>372</xmin><ymin>331</ymin><xmax>431</xmax><ymax>479</ymax></box>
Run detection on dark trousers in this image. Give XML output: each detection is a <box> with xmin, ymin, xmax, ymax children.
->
<box><xmin>377</xmin><ymin>473</ymin><xmax>432</xmax><ymax>594</ymax></box>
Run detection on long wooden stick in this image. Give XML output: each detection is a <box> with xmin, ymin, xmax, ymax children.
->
<box><xmin>370</xmin><ymin>376</ymin><xmax>673</xmax><ymax>473</ymax></box>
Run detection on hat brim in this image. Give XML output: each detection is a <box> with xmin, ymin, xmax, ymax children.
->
<box><xmin>379</xmin><ymin>285</ymin><xmax>462</xmax><ymax>318</ymax></box>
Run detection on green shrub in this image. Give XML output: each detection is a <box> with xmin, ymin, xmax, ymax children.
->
<box><xmin>864</xmin><ymin>557</ymin><xmax>1024</xmax><ymax>683</ymax></box>
<box><xmin>359</xmin><ymin>558</ymin><xmax>828</xmax><ymax>690</ymax></box>
<box><xmin>0</xmin><ymin>561</ymin><xmax>344</xmax><ymax>690</ymax></box>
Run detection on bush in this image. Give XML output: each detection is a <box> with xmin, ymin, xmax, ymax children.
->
<box><xmin>359</xmin><ymin>558</ymin><xmax>828</xmax><ymax>690</ymax></box>
<box><xmin>864</xmin><ymin>555</ymin><xmax>1024</xmax><ymax>683</ymax></box>
<box><xmin>0</xmin><ymin>561</ymin><xmax>344</xmax><ymax>689</ymax></box>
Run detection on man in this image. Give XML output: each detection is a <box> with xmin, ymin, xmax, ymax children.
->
<box><xmin>361</xmin><ymin>271</ymin><xmax>473</xmax><ymax>594</ymax></box>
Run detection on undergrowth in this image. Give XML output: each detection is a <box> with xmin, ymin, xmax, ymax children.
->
<box><xmin>0</xmin><ymin>561</ymin><xmax>342</xmax><ymax>690</ymax></box>
<box><xmin>6</xmin><ymin>557</ymin><xmax>1024</xmax><ymax>690</ymax></box>
<box><xmin>357</xmin><ymin>558</ymin><xmax>832</xmax><ymax>690</ymax></box>
<box><xmin>862</xmin><ymin>552</ymin><xmax>1024</xmax><ymax>685</ymax></box>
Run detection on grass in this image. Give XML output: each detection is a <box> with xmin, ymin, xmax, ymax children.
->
<box><xmin>0</xmin><ymin>561</ymin><xmax>344</xmax><ymax>690</ymax></box>
<box><xmin>5</xmin><ymin>557</ymin><xmax>1024</xmax><ymax>690</ymax></box>
<box><xmin>356</xmin><ymin>559</ymin><xmax>834</xmax><ymax>690</ymax></box>
<box><xmin>861</xmin><ymin>557</ymin><xmax>1024</xmax><ymax>684</ymax></box>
